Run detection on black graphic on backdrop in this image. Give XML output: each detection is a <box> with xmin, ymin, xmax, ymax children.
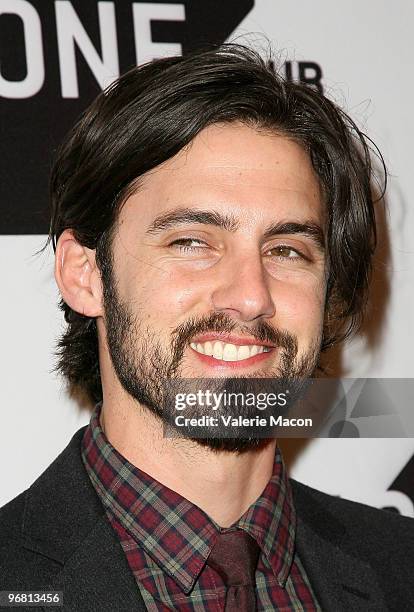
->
<box><xmin>388</xmin><ymin>455</ymin><xmax>414</xmax><ymax>510</ymax></box>
<box><xmin>0</xmin><ymin>1</ymin><xmax>323</xmax><ymax>234</ymax></box>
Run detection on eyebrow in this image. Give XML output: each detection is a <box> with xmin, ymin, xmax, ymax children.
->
<box><xmin>146</xmin><ymin>208</ymin><xmax>239</xmax><ymax>234</ymax></box>
<box><xmin>262</xmin><ymin>221</ymin><xmax>325</xmax><ymax>251</ymax></box>
<box><xmin>145</xmin><ymin>207</ymin><xmax>325</xmax><ymax>251</ymax></box>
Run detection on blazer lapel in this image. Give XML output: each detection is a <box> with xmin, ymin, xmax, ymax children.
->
<box><xmin>292</xmin><ymin>479</ymin><xmax>388</xmax><ymax>611</ymax></box>
<box><xmin>296</xmin><ymin>515</ymin><xmax>387</xmax><ymax>611</ymax></box>
<box><xmin>46</xmin><ymin>517</ymin><xmax>145</xmax><ymax>611</ymax></box>
<box><xmin>21</xmin><ymin>427</ymin><xmax>146</xmax><ymax>611</ymax></box>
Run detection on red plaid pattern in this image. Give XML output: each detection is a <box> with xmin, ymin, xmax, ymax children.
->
<box><xmin>82</xmin><ymin>404</ymin><xmax>320</xmax><ymax>610</ymax></box>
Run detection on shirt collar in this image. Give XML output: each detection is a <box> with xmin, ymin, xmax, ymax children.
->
<box><xmin>82</xmin><ymin>403</ymin><xmax>296</xmax><ymax>592</ymax></box>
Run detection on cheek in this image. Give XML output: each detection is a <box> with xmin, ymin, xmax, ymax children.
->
<box><xmin>271</xmin><ymin>277</ymin><xmax>326</xmax><ymax>333</ymax></box>
<box><xmin>124</xmin><ymin>270</ymin><xmax>202</xmax><ymax>322</ymax></box>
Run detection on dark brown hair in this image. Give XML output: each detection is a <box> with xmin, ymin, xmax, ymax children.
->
<box><xmin>46</xmin><ymin>43</ymin><xmax>385</xmax><ymax>405</ymax></box>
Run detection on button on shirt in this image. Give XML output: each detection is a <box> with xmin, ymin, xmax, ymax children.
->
<box><xmin>81</xmin><ymin>404</ymin><xmax>321</xmax><ymax>611</ymax></box>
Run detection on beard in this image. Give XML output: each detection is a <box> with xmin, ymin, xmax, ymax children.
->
<box><xmin>102</xmin><ymin>261</ymin><xmax>323</xmax><ymax>454</ymax></box>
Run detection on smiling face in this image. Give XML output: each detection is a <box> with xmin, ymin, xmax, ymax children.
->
<box><xmin>98</xmin><ymin>122</ymin><xmax>328</xmax><ymax>449</ymax></box>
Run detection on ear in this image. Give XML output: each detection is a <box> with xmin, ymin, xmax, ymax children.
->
<box><xmin>54</xmin><ymin>229</ymin><xmax>103</xmax><ymax>318</ymax></box>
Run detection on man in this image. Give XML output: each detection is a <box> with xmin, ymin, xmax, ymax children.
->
<box><xmin>1</xmin><ymin>44</ymin><xmax>413</xmax><ymax>611</ymax></box>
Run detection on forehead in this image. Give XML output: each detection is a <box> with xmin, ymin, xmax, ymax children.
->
<box><xmin>119</xmin><ymin>122</ymin><xmax>324</xmax><ymax>231</ymax></box>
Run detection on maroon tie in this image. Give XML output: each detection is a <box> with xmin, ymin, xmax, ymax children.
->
<box><xmin>206</xmin><ymin>530</ymin><xmax>260</xmax><ymax>611</ymax></box>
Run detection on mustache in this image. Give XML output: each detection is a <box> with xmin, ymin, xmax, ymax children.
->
<box><xmin>168</xmin><ymin>312</ymin><xmax>298</xmax><ymax>375</ymax></box>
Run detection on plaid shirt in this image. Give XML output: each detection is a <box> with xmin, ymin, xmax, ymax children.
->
<box><xmin>82</xmin><ymin>404</ymin><xmax>321</xmax><ymax>611</ymax></box>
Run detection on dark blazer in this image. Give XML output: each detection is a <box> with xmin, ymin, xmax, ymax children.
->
<box><xmin>1</xmin><ymin>427</ymin><xmax>413</xmax><ymax>612</ymax></box>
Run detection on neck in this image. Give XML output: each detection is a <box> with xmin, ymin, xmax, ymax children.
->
<box><xmin>99</xmin><ymin>397</ymin><xmax>277</xmax><ymax>528</ymax></box>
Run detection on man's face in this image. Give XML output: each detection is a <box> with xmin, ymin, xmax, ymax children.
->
<box><xmin>101</xmin><ymin>122</ymin><xmax>328</xmax><ymax>451</ymax></box>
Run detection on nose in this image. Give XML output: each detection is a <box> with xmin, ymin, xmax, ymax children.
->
<box><xmin>211</xmin><ymin>252</ymin><xmax>276</xmax><ymax>322</ymax></box>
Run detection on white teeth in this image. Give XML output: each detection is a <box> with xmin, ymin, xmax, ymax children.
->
<box><xmin>237</xmin><ymin>345</ymin><xmax>250</xmax><ymax>360</ymax></box>
<box><xmin>213</xmin><ymin>341</ymin><xmax>223</xmax><ymax>360</ymax></box>
<box><xmin>190</xmin><ymin>341</ymin><xmax>272</xmax><ymax>362</ymax></box>
<box><xmin>222</xmin><ymin>343</ymin><xmax>238</xmax><ymax>361</ymax></box>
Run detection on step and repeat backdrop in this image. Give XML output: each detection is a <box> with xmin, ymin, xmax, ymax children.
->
<box><xmin>1</xmin><ymin>0</ymin><xmax>413</xmax><ymax>514</ymax></box>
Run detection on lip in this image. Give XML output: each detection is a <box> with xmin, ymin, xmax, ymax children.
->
<box><xmin>190</xmin><ymin>333</ymin><xmax>276</xmax><ymax>348</ymax></box>
<box><xmin>189</xmin><ymin>345</ymin><xmax>277</xmax><ymax>369</ymax></box>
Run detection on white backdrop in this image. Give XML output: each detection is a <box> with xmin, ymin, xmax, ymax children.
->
<box><xmin>1</xmin><ymin>0</ymin><xmax>413</xmax><ymax>515</ymax></box>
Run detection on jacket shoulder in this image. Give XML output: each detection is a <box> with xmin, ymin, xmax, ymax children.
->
<box><xmin>0</xmin><ymin>489</ymin><xmax>63</xmax><ymax>589</ymax></box>
<box><xmin>0</xmin><ymin>427</ymin><xmax>90</xmax><ymax>589</ymax></box>
<box><xmin>0</xmin><ymin>490</ymin><xmax>26</xmax><ymax>547</ymax></box>
<box><xmin>290</xmin><ymin>477</ymin><xmax>414</xmax><ymax>555</ymax></box>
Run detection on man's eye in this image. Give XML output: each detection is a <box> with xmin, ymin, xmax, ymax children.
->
<box><xmin>265</xmin><ymin>245</ymin><xmax>304</xmax><ymax>261</ymax></box>
<box><xmin>169</xmin><ymin>238</ymin><xmax>208</xmax><ymax>252</ymax></box>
